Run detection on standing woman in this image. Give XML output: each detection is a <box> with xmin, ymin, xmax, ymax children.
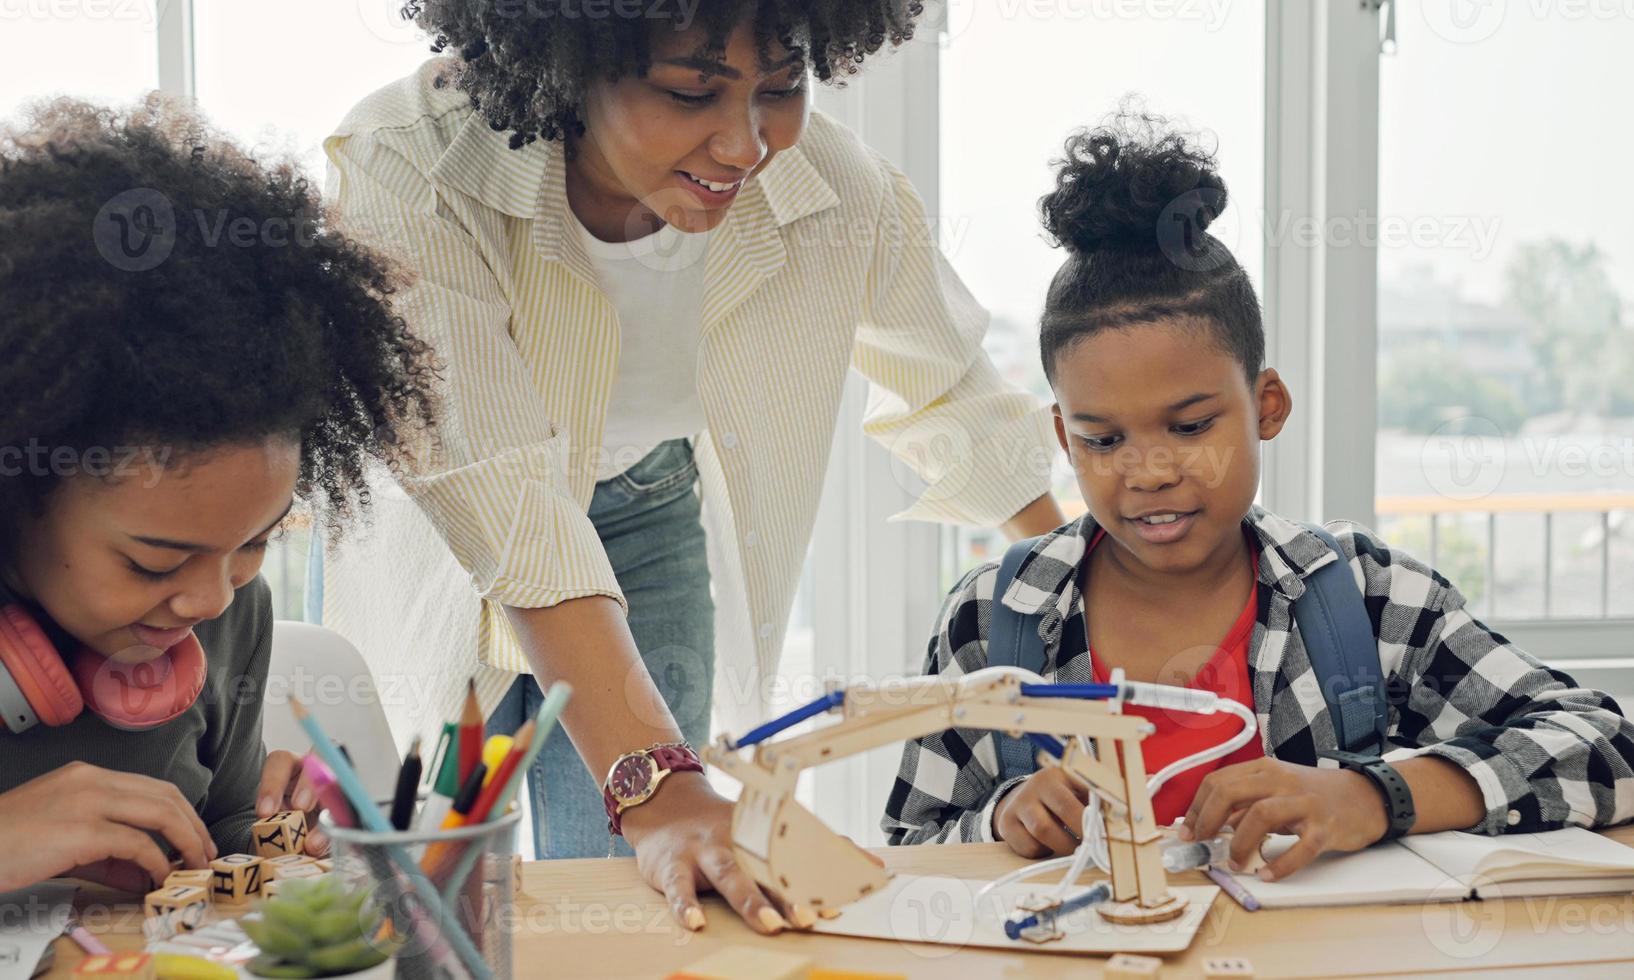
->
<box><xmin>320</xmin><ymin>1</ymin><xmax>1064</xmax><ymax>933</ymax></box>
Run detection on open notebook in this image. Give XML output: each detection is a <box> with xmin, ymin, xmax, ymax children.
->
<box><xmin>1228</xmin><ymin>827</ymin><xmax>1634</xmax><ymax>907</ymax></box>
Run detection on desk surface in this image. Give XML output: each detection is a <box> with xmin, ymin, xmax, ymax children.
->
<box><xmin>46</xmin><ymin>825</ymin><xmax>1634</xmax><ymax>979</ymax></box>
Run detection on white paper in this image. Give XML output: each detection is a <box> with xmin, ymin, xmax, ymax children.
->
<box><xmin>0</xmin><ymin>881</ymin><xmax>76</xmax><ymax>980</ymax></box>
<box><xmin>811</xmin><ymin>874</ymin><xmax>1218</xmax><ymax>955</ymax></box>
<box><xmin>1230</xmin><ymin>834</ymin><xmax>1464</xmax><ymax>907</ymax></box>
<box><xmin>1401</xmin><ymin>827</ymin><xmax>1634</xmax><ymax>884</ymax></box>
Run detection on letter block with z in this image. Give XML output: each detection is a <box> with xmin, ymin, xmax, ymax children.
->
<box><xmin>210</xmin><ymin>853</ymin><xmax>264</xmax><ymax>904</ymax></box>
<box><xmin>252</xmin><ymin>809</ymin><xmax>308</xmax><ymax>857</ymax></box>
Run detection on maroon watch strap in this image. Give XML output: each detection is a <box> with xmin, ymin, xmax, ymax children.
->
<box><xmin>604</xmin><ymin>743</ymin><xmax>704</xmax><ymax>837</ymax></box>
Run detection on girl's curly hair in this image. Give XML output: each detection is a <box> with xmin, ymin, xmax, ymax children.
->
<box><xmin>0</xmin><ymin>95</ymin><xmax>440</xmax><ymax>537</ymax></box>
<box><xmin>403</xmin><ymin>0</ymin><xmax>926</xmax><ymax>149</ymax></box>
<box><xmin>1037</xmin><ymin>107</ymin><xmax>1263</xmax><ymax>387</ymax></box>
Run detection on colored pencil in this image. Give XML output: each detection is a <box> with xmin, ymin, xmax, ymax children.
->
<box><xmin>389</xmin><ymin>735</ymin><xmax>423</xmax><ymax>831</ymax></box>
<box><xmin>467</xmin><ymin>723</ymin><xmax>533</xmax><ymax>826</ymax></box>
<box><xmin>1204</xmin><ymin>864</ymin><xmax>1262</xmax><ymax>912</ymax></box>
<box><xmin>301</xmin><ymin>754</ymin><xmax>357</xmax><ymax>829</ymax></box>
<box><xmin>457</xmin><ymin>679</ymin><xmax>482</xmax><ymax>788</ymax></box>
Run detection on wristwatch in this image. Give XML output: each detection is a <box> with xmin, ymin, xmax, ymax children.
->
<box><xmin>1320</xmin><ymin>749</ymin><xmax>1416</xmax><ymax>842</ymax></box>
<box><xmin>602</xmin><ymin>741</ymin><xmax>703</xmax><ymax>837</ymax></box>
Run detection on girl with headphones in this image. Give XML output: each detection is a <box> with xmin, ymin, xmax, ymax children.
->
<box><xmin>0</xmin><ymin>95</ymin><xmax>438</xmax><ymax>893</ymax></box>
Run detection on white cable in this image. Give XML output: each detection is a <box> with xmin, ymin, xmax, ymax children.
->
<box><xmin>969</xmin><ymin>676</ymin><xmax>1259</xmax><ymax>913</ymax></box>
<box><xmin>1145</xmin><ymin>697</ymin><xmax>1258</xmax><ymax>794</ymax></box>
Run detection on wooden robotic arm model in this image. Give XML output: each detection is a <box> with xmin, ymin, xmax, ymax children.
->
<box><xmin>703</xmin><ymin>665</ymin><xmax>1259</xmax><ymax>940</ymax></box>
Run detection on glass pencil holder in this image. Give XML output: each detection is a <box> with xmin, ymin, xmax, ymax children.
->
<box><xmin>321</xmin><ymin>808</ymin><xmax>521</xmax><ymax>980</ymax></box>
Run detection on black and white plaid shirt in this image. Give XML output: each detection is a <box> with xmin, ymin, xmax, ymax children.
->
<box><xmin>883</xmin><ymin>505</ymin><xmax>1634</xmax><ymax>845</ymax></box>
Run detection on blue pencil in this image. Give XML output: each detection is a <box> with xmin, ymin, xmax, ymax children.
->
<box><xmin>292</xmin><ymin>699</ymin><xmax>493</xmax><ymax>980</ymax></box>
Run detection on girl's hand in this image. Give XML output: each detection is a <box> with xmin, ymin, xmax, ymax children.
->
<box><xmin>1178</xmin><ymin>756</ymin><xmax>1389</xmax><ymax>881</ymax></box>
<box><xmin>994</xmin><ymin>767</ymin><xmax>1090</xmax><ymax>858</ymax></box>
<box><xmin>257</xmin><ymin>749</ymin><xmax>329</xmax><ymax>857</ymax></box>
<box><xmin>621</xmin><ymin>772</ymin><xmax>841</xmax><ymax>935</ymax></box>
<box><xmin>0</xmin><ymin>763</ymin><xmax>217</xmax><ymax>893</ymax></box>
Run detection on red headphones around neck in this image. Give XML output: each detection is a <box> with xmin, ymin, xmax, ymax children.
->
<box><xmin>0</xmin><ymin>604</ymin><xmax>207</xmax><ymax>733</ymax></box>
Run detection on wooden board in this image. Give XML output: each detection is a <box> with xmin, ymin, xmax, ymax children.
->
<box><xmin>809</xmin><ymin>876</ymin><xmax>1218</xmax><ymax>956</ymax></box>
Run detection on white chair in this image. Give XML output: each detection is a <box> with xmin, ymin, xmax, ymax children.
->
<box><xmin>263</xmin><ymin>620</ymin><xmax>401</xmax><ymax>801</ymax></box>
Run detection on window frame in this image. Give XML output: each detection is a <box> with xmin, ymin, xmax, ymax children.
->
<box><xmin>143</xmin><ymin>0</ymin><xmax>1632</xmax><ymax>806</ymax></box>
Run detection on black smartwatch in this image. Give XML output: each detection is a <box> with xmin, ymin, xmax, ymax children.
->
<box><xmin>1320</xmin><ymin>749</ymin><xmax>1416</xmax><ymax>843</ymax></box>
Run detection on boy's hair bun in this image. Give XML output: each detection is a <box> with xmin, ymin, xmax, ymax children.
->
<box><xmin>1039</xmin><ymin>109</ymin><xmax>1227</xmax><ymax>259</ymax></box>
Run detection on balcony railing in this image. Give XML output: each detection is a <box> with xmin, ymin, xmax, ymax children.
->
<box><xmin>1376</xmin><ymin>493</ymin><xmax>1632</xmax><ymax>622</ymax></box>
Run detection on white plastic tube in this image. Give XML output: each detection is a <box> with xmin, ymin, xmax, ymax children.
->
<box><xmin>976</xmin><ymin>692</ymin><xmax>1258</xmax><ymax>910</ymax></box>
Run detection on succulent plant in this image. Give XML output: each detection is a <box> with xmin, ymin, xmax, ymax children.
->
<box><xmin>242</xmin><ymin>876</ymin><xmax>399</xmax><ymax>978</ymax></box>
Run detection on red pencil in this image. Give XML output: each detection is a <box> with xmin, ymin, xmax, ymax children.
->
<box><xmin>466</xmin><ymin>721</ymin><xmax>534</xmax><ymax>825</ymax></box>
<box><xmin>457</xmin><ymin>678</ymin><xmax>482</xmax><ymax>789</ymax></box>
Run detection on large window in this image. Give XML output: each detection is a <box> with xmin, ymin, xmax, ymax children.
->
<box><xmin>938</xmin><ymin>0</ymin><xmax>1266</xmax><ymax>587</ymax></box>
<box><xmin>1374</xmin><ymin>10</ymin><xmax>1634</xmax><ymax>622</ymax></box>
<box><xmin>0</xmin><ymin>5</ymin><xmax>158</xmax><ymax>121</ymax></box>
<box><xmin>193</xmin><ymin>0</ymin><xmax>430</xmax><ymax>178</ymax></box>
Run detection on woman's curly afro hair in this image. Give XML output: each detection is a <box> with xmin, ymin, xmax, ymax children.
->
<box><xmin>0</xmin><ymin>95</ymin><xmax>440</xmax><ymax>535</ymax></box>
<box><xmin>404</xmin><ymin>0</ymin><xmax>926</xmax><ymax>149</ymax></box>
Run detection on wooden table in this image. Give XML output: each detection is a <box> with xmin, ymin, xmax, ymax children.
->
<box><xmin>44</xmin><ymin>826</ymin><xmax>1634</xmax><ymax>978</ymax></box>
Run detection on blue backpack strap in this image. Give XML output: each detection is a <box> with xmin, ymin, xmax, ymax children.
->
<box><xmin>1293</xmin><ymin>522</ymin><xmax>1389</xmax><ymax>755</ymax></box>
<box><xmin>987</xmin><ymin>536</ymin><xmax>1048</xmax><ymax>781</ymax></box>
<box><xmin>988</xmin><ymin>536</ymin><xmax>1047</xmax><ymax>673</ymax></box>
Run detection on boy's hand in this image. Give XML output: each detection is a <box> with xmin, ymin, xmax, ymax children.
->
<box><xmin>1178</xmin><ymin>756</ymin><xmax>1390</xmax><ymax>881</ymax></box>
<box><xmin>0</xmin><ymin>763</ymin><xmax>216</xmax><ymax>893</ymax></box>
<box><xmin>993</xmin><ymin>767</ymin><xmax>1090</xmax><ymax>858</ymax></box>
<box><xmin>257</xmin><ymin>750</ymin><xmax>329</xmax><ymax>857</ymax></box>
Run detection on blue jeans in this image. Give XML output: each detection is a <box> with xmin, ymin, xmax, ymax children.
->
<box><xmin>487</xmin><ymin>439</ymin><xmax>715</xmax><ymax>859</ymax></box>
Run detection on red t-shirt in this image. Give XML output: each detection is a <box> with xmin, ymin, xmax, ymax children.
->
<box><xmin>1083</xmin><ymin>529</ymin><xmax>1265</xmax><ymax>825</ymax></box>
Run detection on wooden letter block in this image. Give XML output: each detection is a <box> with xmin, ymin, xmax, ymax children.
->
<box><xmin>1106</xmin><ymin>953</ymin><xmax>1163</xmax><ymax>978</ymax></box>
<box><xmin>143</xmin><ymin>884</ymin><xmax>208</xmax><ymax>937</ymax></box>
<box><xmin>262</xmin><ymin>854</ymin><xmax>317</xmax><ymax>880</ymax></box>
<box><xmin>251</xmin><ymin>809</ymin><xmax>308</xmax><ymax>857</ymax></box>
<box><xmin>273</xmin><ymin>862</ymin><xmax>325</xmax><ymax>881</ymax></box>
<box><xmin>74</xmin><ymin>953</ymin><xmax>156</xmax><ymax>979</ymax></box>
<box><xmin>163</xmin><ymin>868</ymin><xmax>213</xmax><ymax>891</ymax></box>
<box><xmin>209</xmin><ymin>853</ymin><xmax>264</xmax><ymax>903</ymax></box>
<box><xmin>1202</xmin><ymin>958</ymin><xmax>1254</xmax><ymax>978</ymax></box>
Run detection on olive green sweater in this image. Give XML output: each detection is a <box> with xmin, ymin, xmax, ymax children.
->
<box><xmin>0</xmin><ymin>577</ymin><xmax>273</xmax><ymax>855</ymax></box>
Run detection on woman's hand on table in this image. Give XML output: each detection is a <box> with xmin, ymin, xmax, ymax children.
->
<box><xmin>0</xmin><ymin>762</ymin><xmax>216</xmax><ymax>893</ymax></box>
<box><xmin>257</xmin><ymin>749</ymin><xmax>329</xmax><ymax>857</ymax></box>
<box><xmin>622</xmin><ymin>772</ymin><xmax>872</xmax><ymax>935</ymax></box>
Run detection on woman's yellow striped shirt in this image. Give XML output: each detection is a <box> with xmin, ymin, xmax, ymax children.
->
<box><xmin>318</xmin><ymin>59</ymin><xmax>1055</xmax><ymax>738</ymax></box>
